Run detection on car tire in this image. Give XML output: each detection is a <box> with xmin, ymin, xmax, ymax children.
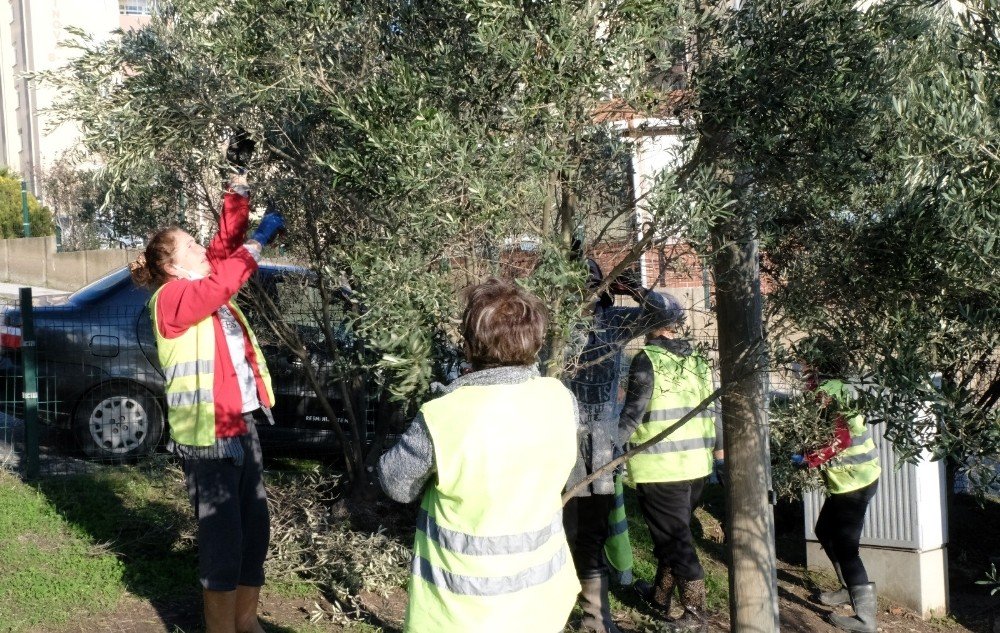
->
<box><xmin>73</xmin><ymin>382</ymin><xmax>164</xmax><ymax>462</ymax></box>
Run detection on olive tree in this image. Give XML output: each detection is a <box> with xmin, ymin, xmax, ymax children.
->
<box><xmin>45</xmin><ymin>1</ymin><xmax>991</xmax><ymax>627</ymax></box>
<box><xmin>764</xmin><ymin>1</ymin><xmax>1000</xmax><ymax>499</ymax></box>
<box><xmin>40</xmin><ymin>0</ymin><xmax>695</xmax><ymax>487</ymax></box>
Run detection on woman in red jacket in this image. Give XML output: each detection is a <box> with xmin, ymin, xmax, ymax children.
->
<box><xmin>129</xmin><ymin>173</ymin><xmax>284</xmax><ymax>633</ymax></box>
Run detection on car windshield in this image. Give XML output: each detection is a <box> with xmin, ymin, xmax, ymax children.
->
<box><xmin>68</xmin><ymin>267</ymin><xmax>133</xmax><ymax>303</ymax></box>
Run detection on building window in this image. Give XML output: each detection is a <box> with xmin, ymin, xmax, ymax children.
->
<box><xmin>119</xmin><ymin>0</ymin><xmax>156</xmax><ymax>15</ymax></box>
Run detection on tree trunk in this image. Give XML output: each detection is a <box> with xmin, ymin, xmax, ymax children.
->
<box><xmin>712</xmin><ymin>223</ymin><xmax>780</xmax><ymax>632</ymax></box>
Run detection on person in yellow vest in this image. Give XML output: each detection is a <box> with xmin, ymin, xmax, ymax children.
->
<box><xmin>377</xmin><ymin>279</ymin><xmax>581</xmax><ymax>633</ymax></box>
<box><xmin>129</xmin><ymin>157</ymin><xmax>284</xmax><ymax>633</ymax></box>
<box><xmin>793</xmin><ymin>339</ymin><xmax>881</xmax><ymax>633</ymax></box>
<box><xmin>616</xmin><ymin>302</ymin><xmax>720</xmax><ymax>633</ymax></box>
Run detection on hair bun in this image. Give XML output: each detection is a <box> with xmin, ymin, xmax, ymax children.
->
<box><xmin>128</xmin><ymin>254</ymin><xmax>147</xmax><ymax>272</ymax></box>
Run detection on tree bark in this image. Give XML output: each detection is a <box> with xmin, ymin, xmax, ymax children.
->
<box><xmin>712</xmin><ymin>222</ymin><xmax>780</xmax><ymax>632</ymax></box>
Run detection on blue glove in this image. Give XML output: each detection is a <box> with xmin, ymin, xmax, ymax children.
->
<box><xmin>251</xmin><ymin>207</ymin><xmax>285</xmax><ymax>246</ymax></box>
<box><xmin>791</xmin><ymin>454</ymin><xmax>806</xmax><ymax>468</ymax></box>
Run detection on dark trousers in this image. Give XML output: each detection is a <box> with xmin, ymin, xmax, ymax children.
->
<box><xmin>814</xmin><ymin>480</ymin><xmax>878</xmax><ymax>587</ymax></box>
<box><xmin>563</xmin><ymin>494</ymin><xmax>616</xmax><ymax>579</ymax></box>
<box><xmin>182</xmin><ymin>416</ymin><xmax>270</xmax><ymax>591</ymax></box>
<box><xmin>636</xmin><ymin>478</ymin><xmax>706</xmax><ymax>581</ymax></box>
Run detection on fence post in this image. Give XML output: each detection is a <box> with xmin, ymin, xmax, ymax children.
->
<box><xmin>20</xmin><ymin>287</ymin><xmax>38</xmax><ymax>479</ymax></box>
<box><xmin>20</xmin><ymin>180</ymin><xmax>31</xmax><ymax>238</ymax></box>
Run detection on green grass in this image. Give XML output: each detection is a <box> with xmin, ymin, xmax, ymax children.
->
<box><xmin>267</xmin><ymin>576</ymin><xmax>323</xmax><ymax>600</ymax></box>
<box><xmin>0</xmin><ymin>470</ymin><xmax>125</xmax><ymax>632</ymax></box>
<box><xmin>0</xmin><ymin>462</ymin><xmax>735</xmax><ymax>633</ymax></box>
<box><xmin>32</xmin><ymin>458</ymin><xmax>199</xmax><ymax>599</ymax></box>
<box><xmin>0</xmin><ymin>460</ymin><xmax>379</xmax><ymax>633</ymax></box>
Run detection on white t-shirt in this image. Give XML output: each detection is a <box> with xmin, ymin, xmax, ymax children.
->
<box><xmin>217</xmin><ymin>304</ymin><xmax>260</xmax><ymax>413</ymax></box>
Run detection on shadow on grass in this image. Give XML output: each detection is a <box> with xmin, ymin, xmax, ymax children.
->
<box><xmin>30</xmin><ymin>456</ymin><xmax>203</xmax><ymax>632</ymax></box>
<box><xmin>30</xmin><ymin>456</ymin><xmax>321</xmax><ymax>633</ymax></box>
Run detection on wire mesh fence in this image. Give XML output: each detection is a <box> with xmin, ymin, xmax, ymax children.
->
<box><xmin>0</xmin><ymin>266</ymin><xmax>730</xmax><ymax>480</ymax></box>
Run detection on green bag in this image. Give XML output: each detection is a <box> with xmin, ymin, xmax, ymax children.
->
<box><xmin>604</xmin><ymin>474</ymin><xmax>634</xmax><ymax>585</ymax></box>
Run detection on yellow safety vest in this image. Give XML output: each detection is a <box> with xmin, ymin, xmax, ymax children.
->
<box><xmin>818</xmin><ymin>380</ymin><xmax>880</xmax><ymax>494</ymax></box>
<box><xmin>626</xmin><ymin>346</ymin><xmax>715</xmax><ymax>485</ymax></box>
<box><xmin>149</xmin><ymin>285</ymin><xmax>274</xmax><ymax>447</ymax></box>
<box><xmin>406</xmin><ymin>377</ymin><xmax>580</xmax><ymax>633</ymax></box>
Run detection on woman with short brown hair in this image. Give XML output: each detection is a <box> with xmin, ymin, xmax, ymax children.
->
<box><xmin>379</xmin><ymin>279</ymin><xmax>581</xmax><ymax>633</ymax></box>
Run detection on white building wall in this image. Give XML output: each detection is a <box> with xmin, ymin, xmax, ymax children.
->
<box><xmin>27</xmin><ymin>0</ymin><xmax>120</xmax><ymax>168</ymax></box>
<box><xmin>612</xmin><ymin>119</ymin><xmax>684</xmax><ymax>287</ymax></box>
<box><xmin>0</xmin><ymin>2</ymin><xmax>19</xmax><ymax>171</ymax></box>
<box><xmin>0</xmin><ymin>0</ymin><xmax>122</xmax><ymax>193</ymax></box>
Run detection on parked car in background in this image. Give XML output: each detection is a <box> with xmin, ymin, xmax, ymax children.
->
<box><xmin>0</xmin><ymin>264</ymin><xmax>389</xmax><ymax>462</ymax></box>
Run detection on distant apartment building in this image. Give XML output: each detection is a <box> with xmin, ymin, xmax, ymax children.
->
<box><xmin>0</xmin><ymin>0</ymin><xmax>154</xmax><ymax>194</ymax></box>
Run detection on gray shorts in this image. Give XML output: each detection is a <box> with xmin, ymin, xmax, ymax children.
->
<box><xmin>182</xmin><ymin>411</ymin><xmax>270</xmax><ymax>591</ymax></box>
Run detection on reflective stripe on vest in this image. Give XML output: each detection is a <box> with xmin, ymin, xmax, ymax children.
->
<box><xmin>406</xmin><ymin>377</ymin><xmax>580</xmax><ymax>633</ymax></box>
<box><xmin>411</xmin><ymin>547</ymin><xmax>569</xmax><ymax>597</ymax></box>
<box><xmin>818</xmin><ymin>380</ymin><xmax>881</xmax><ymax>494</ymax></box>
<box><xmin>149</xmin><ymin>286</ymin><xmax>274</xmax><ymax>447</ymax></box>
<box><xmin>648</xmin><ymin>408</ymin><xmax>714</xmax><ymax>422</ymax></box>
<box><xmin>416</xmin><ymin>508</ymin><xmax>563</xmax><ymax>556</ymax></box>
<box><xmin>163</xmin><ymin>359</ymin><xmax>215</xmax><ymax>382</ymax></box>
<box><xmin>640</xmin><ymin>436</ymin><xmax>716</xmax><ymax>455</ymax></box>
<box><xmin>166</xmin><ymin>388</ymin><xmax>215</xmax><ymax>408</ymax></box>
<box><xmin>626</xmin><ymin>346</ymin><xmax>715</xmax><ymax>485</ymax></box>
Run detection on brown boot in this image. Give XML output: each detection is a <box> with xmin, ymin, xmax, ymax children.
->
<box><xmin>635</xmin><ymin>563</ymin><xmax>676</xmax><ymax>619</ymax></box>
<box><xmin>670</xmin><ymin>578</ymin><xmax>707</xmax><ymax>633</ymax></box>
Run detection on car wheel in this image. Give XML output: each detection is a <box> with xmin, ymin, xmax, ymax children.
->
<box><xmin>74</xmin><ymin>383</ymin><xmax>164</xmax><ymax>462</ymax></box>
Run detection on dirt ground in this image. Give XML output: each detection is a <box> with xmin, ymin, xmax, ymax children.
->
<box><xmin>33</xmin><ymin>559</ymin><xmax>991</xmax><ymax>633</ymax></box>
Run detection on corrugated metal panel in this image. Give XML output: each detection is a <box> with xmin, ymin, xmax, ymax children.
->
<box><xmin>804</xmin><ymin>421</ymin><xmax>921</xmax><ymax>549</ymax></box>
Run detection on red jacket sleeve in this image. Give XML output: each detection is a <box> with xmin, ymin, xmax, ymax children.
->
<box><xmin>803</xmin><ymin>417</ymin><xmax>852</xmax><ymax>468</ymax></box>
<box><xmin>156</xmin><ymin>248</ymin><xmax>259</xmax><ymax>338</ymax></box>
<box><xmin>206</xmin><ymin>190</ymin><xmax>250</xmax><ymax>265</ymax></box>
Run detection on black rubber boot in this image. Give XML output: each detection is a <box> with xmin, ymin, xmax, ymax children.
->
<box><xmin>828</xmin><ymin>583</ymin><xmax>878</xmax><ymax>633</ymax></box>
<box><xmin>817</xmin><ymin>562</ymin><xmax>850</xmax><ymax>607</ymax></box>
<box><xmin>579</xmin><ymin>574</ymin><xmax>622</xmax><ymax>633</ymax></box>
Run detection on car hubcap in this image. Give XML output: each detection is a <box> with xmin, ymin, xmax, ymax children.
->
<box><xmin>89</xmin><ymin>396</ymin><xmax>148</xmax><ymax>454</ymax></box>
